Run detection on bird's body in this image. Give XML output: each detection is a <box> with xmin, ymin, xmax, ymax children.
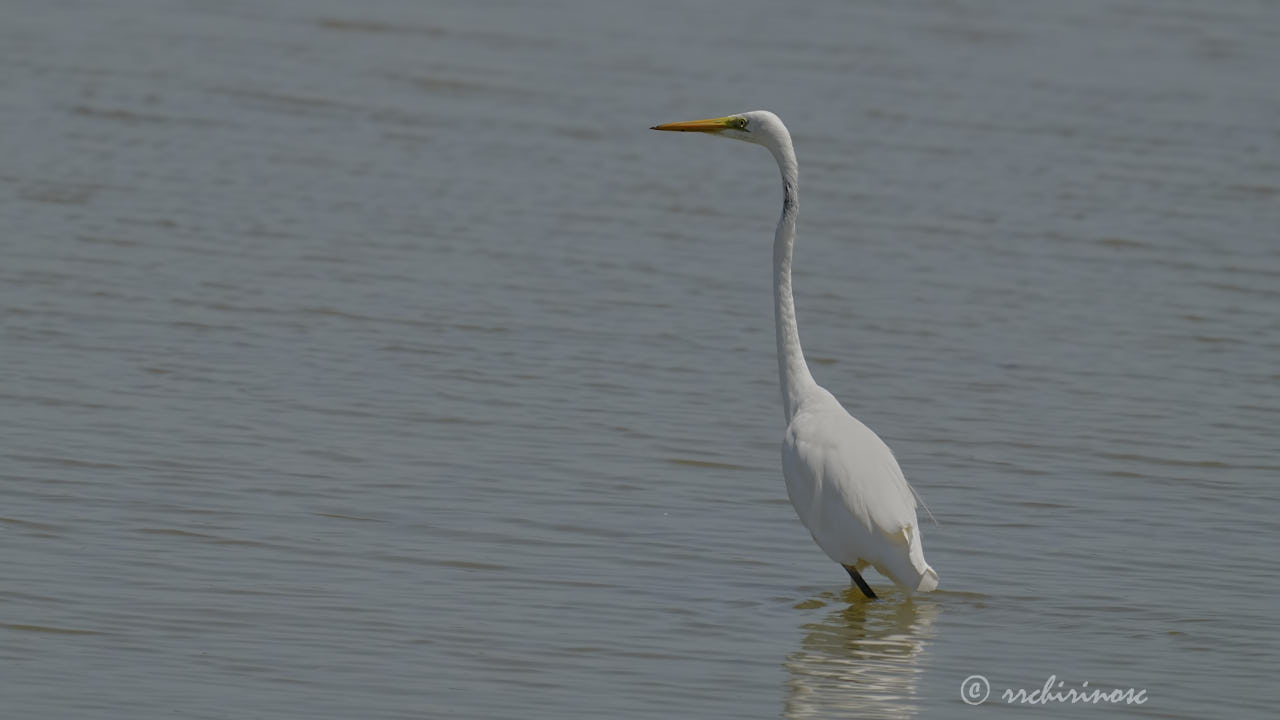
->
<box><xmin>783</xmin><ymin>389</ymin><xmax>938</xmax><ymax>593</ymax></box>
<box><xmin>653</xmin><ymin>110</ymin><xmax>938</xmax><ymax>596</ymax></box>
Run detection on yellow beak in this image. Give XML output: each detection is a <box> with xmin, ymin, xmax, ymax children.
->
<box><xmin>650</xmin><ymin>115</ymin><xmax>737</xmax><ymax>132</ymax></box>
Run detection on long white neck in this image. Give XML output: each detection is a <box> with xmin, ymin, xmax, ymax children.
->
<box><xmin>770</xmin><ymin>142</ymin><xmax>817</xmax><ymax>424</ymax></box>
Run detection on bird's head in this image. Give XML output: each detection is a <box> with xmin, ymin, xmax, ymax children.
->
<box><xmin>651</xmin><ymin>110</ymin><xmax>790</xmax><ymax>154</ymax></box>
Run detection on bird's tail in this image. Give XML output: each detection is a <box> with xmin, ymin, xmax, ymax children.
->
<box><xmin>906</xmin><ymin>524</ymin><xmax>939</xmax><ymax>593</ymax></box>
<box><xmin>884</xmin><ymin>524</ymin><xmax>939</xmax><ymax>594</ymax></box>
<box><xmin>914</xmin><ymin>563</ymin><xmax>940</xmax><ymax>593</ymax></box>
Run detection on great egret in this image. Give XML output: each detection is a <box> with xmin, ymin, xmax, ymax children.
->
<box><xmin>652</xmin><ymin>111</ymin><xmax>939</xmax><ymax>598</ymax></box>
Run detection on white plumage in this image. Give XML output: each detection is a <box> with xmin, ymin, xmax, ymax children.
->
<box><xmin>653</xmin><ymin>110</ymin><xmax>938</xmax><ymax>596</ymax></box>
<box><xmin>783</xmin><ymin>388</ymin><xmax>938</xmax><ymax>593</ymax></box>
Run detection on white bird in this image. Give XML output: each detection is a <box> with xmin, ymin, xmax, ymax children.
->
<box><xmin>652</xmin><ymin>111</ymin><xmax>938</xmax><ymax>598</ymax></box>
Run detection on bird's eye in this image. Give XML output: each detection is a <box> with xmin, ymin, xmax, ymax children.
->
<box><xmin>736</xmin><ymin>117</ymin><xmax>749</xmax><ymax>130</ymax></box>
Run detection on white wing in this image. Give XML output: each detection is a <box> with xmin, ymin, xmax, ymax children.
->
<box><xmin>782</xmin><ymin>391</ymin><xmax>938</xmax><ymax>593</ymax></box>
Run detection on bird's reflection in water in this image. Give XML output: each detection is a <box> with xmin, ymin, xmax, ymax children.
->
<box><xmin>784</xmin><ymin>588</ymin><xmax>940</xmax><ymax>720</ymax></box>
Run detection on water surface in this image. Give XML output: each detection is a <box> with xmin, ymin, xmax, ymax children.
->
<box><xmin>3</xmin><ymin>0</ymin><xmax>1278</xmax><ymax>717</ymax></box>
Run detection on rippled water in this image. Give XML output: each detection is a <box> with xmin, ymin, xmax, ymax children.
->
<box><xmin>3</xmin><ymin>0</ymin><xmax>1278</xmax><ymax>717</ymax></box>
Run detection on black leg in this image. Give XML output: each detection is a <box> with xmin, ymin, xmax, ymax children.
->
<box><xmin>843</xmin><ymin>564</ymin><xmax>877</xmax><ymax>599</ymax></box>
